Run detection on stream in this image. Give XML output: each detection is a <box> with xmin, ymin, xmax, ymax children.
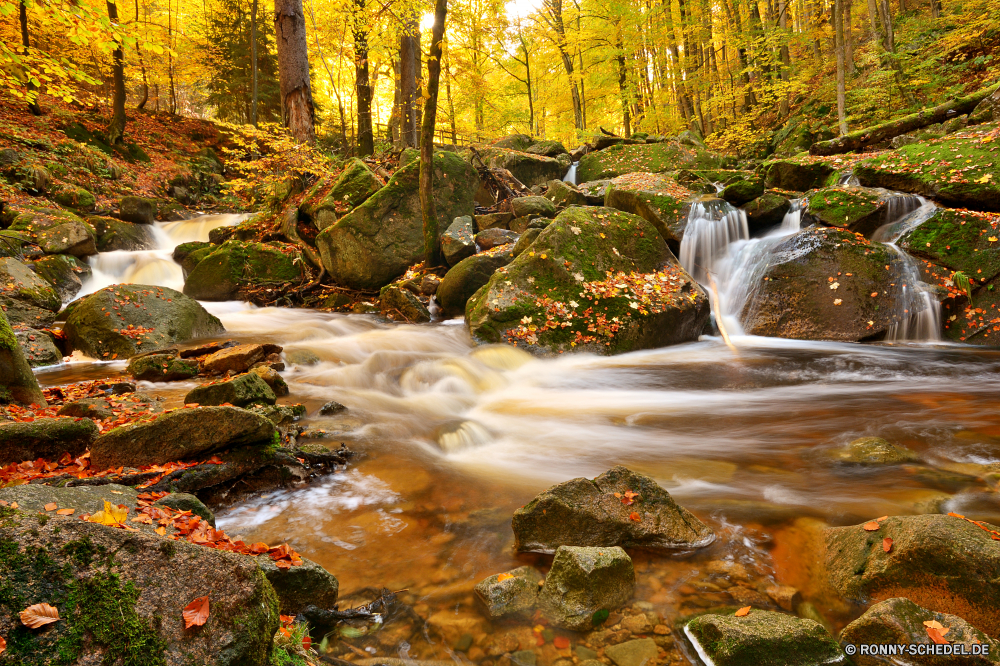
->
<box><xmin>32</xmin><ymin>201</ymin><xmax>1000</xmax><ymax>661</ymax></box>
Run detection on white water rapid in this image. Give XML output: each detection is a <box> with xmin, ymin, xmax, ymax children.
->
<box><xmin>563</xmin><ymin>161</ymin><xmax>579</xmax><ymax>185</ymax></box>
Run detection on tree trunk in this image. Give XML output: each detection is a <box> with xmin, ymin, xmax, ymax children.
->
<box><xmin>400</xmin><ymin>16</ymin><xmax>420</xmax><ymax>148</ymax></box>
<box><xmin>778</xmin><ymin>0</ymin><xmax>791</xmax><ymax>116</ymax></box>
<box><xmin>445</xmin><ymin>58</ymin><xmax>457</xmax><ymax>143</ymax></box>
<box><xmin>105</xmin><ymin>0</ymin><xmax>127</xmax><ymax>144</ymax></box>
<box><xmin>543</xmin><ymin>0</ymin><xmax>582</xmax><ymax>130</ymax></box>
<box><xmin>420</xmin><ymin>0</ymin><xmax>447</xmax><ymax>268</ymax></box>
<box><xmin>168</xmin><ymin>0</ymin><xmax>177</xmax><ymax>114</ymax></box>
<box><xmin>353</xmin><ymin>0</ymin><xmax>373</xmax><ymax>155</ymax></box>
<box><xmin>274</xmin><ymin>0</ymin><xmax>316</xmax><ymax>143</ymax></box>
<box><xmin>811</xmin><ymin>82</ymin><xmax>1000</xmax><ymax>155</ymax></box>
<box><xmin>929</xmin><ymin>0</ymin><xmax>940</xmax><ymax>18</ymax></box>
<box><xmin>877</xmin><ymin>0</ymin><xmax>894</xmax><ymax>51</ymax></box>
<box><xmin>834</xmin><ymin>0</ymin><xmax>848</xmax><ymax>135</ymax></box>
<box><xmin>251</xmin><ymin>0</ymin><xmax>259</xmax><ymax>125</ymax></box>
<box><xmin>844</xmin><ymin>0</ymin><xmax>855</xmax><ymax>74</ymax></box>
<box><xmin>19</xmin><ymin>1</ymin><xmax>41</xmax><ymax>115</ymax></box>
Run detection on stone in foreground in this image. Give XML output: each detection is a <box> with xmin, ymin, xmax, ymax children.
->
<box><xmin>684</xmin><ymin>609</ymin><xmax>843</xmax><ymax>666</ymax></box>
<box><xmin>538</xmin><ymin>545</ymin><xmax>635</xmax><ymax>630</ymax></box>
<box><xmin>840</xmin><ymin>597</ymin><xmax>1000</xmax><ymax>665</ymax></box>
<box><xmin>474</xmin><ymin>566</ymin><xmax>543</xmax><ymax>619</ymax></box>
<box><xmin>0</xmin><ymin>309</ymin><xmax>48</xmax><ymax>406</ymax></box>
<box><xmin>605</xmin><ymin>638</ymin><xmax>659</xmax><ymax>666</ymax></box>
<box><xmin>257</xmin><ymin>556</ymin><xmax>339</xmax><ymax>615</ymax></box>
<box><xmin>825</xmin><ymin>514</ymin><xmax>1000</xmax><ymax>636</ymax></box>
<box><xmin>0</xmin><ymin>417</ymin><xmax>97</xmax><ymax>465</ymax></box>
<box><xmin>184</xmin><ymin>372</ymin><xmax>277</xmax><ymax>408</ymax></box>
<box><xmin>441</xmin><ymin>216</ymin><xmax>476</xmax><ymax>266</ymax></box>
<box><xmin>90</xmin><ymin>405</ymin><xmax>277</xmax><ymax>469</ymax></box>
<box><xmin>513</xmin><ymin>466</ymin><xmax>714</xmax><ymax>553</ymax></box>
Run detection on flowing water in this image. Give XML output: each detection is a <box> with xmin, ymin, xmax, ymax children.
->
<box><xmin>563</xmin><ymin>161</ymin><xmax>579</xmax><ymax>185</ymax></box>
<box><xmin>33</xmin><ymin>204</ymin><xmax>1000</xmax><ymax>662</ymax></box>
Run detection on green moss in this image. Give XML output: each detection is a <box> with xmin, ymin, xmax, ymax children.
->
<box><xmin>158</xmin><ymin>541</ymin><xmax>177</xmax><ymax>559</ymax></box>
<box><xmin>577</xmin><ymin>142</ymin><xmax>723</xmax><ymax>182</ymax></box>
<box><xmin>224</xmin><ymin>570</ymin><xmax>279</xmax><ymax>665</ymax></box>
<box><xmin>806</xmin><ymin>187</ymin><xmax>881</xmax><ymax>229</ymax></box>
<box><xmin>61</xmin><ymin>537</ymin><xmax>102</xmax><ymax>568</ymax></box>
<box><xmin>900</xmin><ymin>208</ymin><xmax>1000</xmax><ymax>282</ymax></box>
<box><xmin>37</xmin><ymin>513</ymin><xmax>49</xmax><ymax>526</ymax></box>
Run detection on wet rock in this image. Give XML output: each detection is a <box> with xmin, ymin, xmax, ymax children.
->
<box><xmin>513</xmin><ymin>466</ymin><xmax>714</xmax><ymax>553</ymax></box>
<box><xmin>185</xmin><ymin>372</ymin><xmax>277</xmax><ymax>408</ymax></box>
<box><xmin>90</xmin><ymin>405</ymin><xmax>277</xmax><ymax>469</ymax></box>
<box><xmin>825</xmin><ymin>514</ymin><xmax>1000</xmax><ymax>636</ymax></box>
<box><xmin>379</xmin><ymin>284</ymin><xmax>431</xmax><ymax>323</ymax></box>
<box><xmin>840</xmin><ymin>597</ymin><xmax>1000</xmax><ymax>665</ymax></box>
<box><xmin>31</xmin><ymin>253</ymin><xmax>90</xmax><ymax>302</ymax></box>
<box><xmin>319</xmin><ymin>401</ymin><xmax>347</xmax><ymax>415</ymax></box>
<box><xmin>89</xmin><ymin>215</ymin><xmax>157</xmax><ymax>251</ymax></box>
<box><xmin>577</xmin><ymin>142</ymin><xmax>722</xmax><ymax>182</ymax></box>
<box><xmin>438</xmin><ymin>246</ymin><xmax>515</xmax><ymax>317</ymax></box>
<box><xmin>173</xmin><ymin>241</ymin><xmax>214</xmax><ymax>276</ymax></box>
<box><xmin>284</xmin><ymin>349</ymin><xmax>321</xmax><ymax>366</ymax></box>
<box><xmin>37</xmin><ymin>219</ymin><xmax>98</xmax><ymax>257</ymax></box>
<box><xmin>1</xmin><ymin>312</ymin><xmax>48</xmax><ymax>406</ymax></box>
<box><xmin>0</xmin><ymin>417</ymin><xmax>97</xmax><ymax>464</ymax></box>
<box><xmin>804</xmin><ymin>186</ymin><xmax>922</xmax><ymax>238</ymax></box>
<box><xmin>475</xmin><ymin>212</ymin><xmax>514</xmax><ymax>231</ymax></box>
<box><xmin>720</xmin><ymin>178</ymin><xmax>765</xmax><ymax>207</ymax></box>
<box><xmin>183</xmin><ymin>240</ymin><xmax>302</xmax><ymax>301</ymax></box>
<box><xmin>764</xmin><ymin>585</ymin><xmax>801</xmax><ymax>612</ymax></box>
<box><xmin>512</xmin><ymin>228</ymin><xmax>541</xmax><ymax>258</ymax></box>
<box><xmin>511</xmin><ymin>196</ymin><xmax>557</xmax><ymax>219</ymax></box>
<box><xmin>316</xmin><ymin>151</ymin><xmax>478</xmax><ymax>290</ymax></box>
<box><xmin>442</xmin><ymin>216</ymin><xmax>476</xmax><ymax>266</ymax></box>
<box><xmin>127</xmin><ymin>352</ymin><xmax>200</xmax><ymax>381</ymax></box>
<box><xmin>15</xmin><ymin>327</ymin><xmax>62</xmax><ymax>367</ymax></box>
<box><xmin>762</xmin><ymin>158</ymin><xmax>837</xmax><ymax>191</ymax></box>
<box><xmin>0</xmin><ymin>483</ymin><xmax>139</xmax><ymax>515</ymax></box>
<box><xmin>545</xmin><ymin>180</ymin><xmax>588</xmax><ymax>207</ymax></box>
<box><xmin>201</xmin><ymin>343</ymin><xmax>275</xmax><ymax>375</ymax></box>
<box><xmin>0</xmin><ymin>257</ymin><xmax>61</xmax><ymax>327</ymax></box>
<box><xmin>604</xmin><ymin>173</ymin><xmax>692</xmax><ymax>246</ymax></box>
<box><xmin>481</xmin><ymin>147</ymin><xmax>566</xmax><ymax>188</ymax></box>
<box><xmin>740</xmin><ymin>227</ymin><xmax>905</xmax><ymax>342</ymax></box>
<box><xmin>475</xmin><ymin>228</ymin><xmax>519</xmax><ymax>250</ymax></box>
<box><xmin>57</xmin><ymin>397</ymin><xmax>114</xmax><ymax>420</ymax></box>
<box><xmin>538</xmin><ymin>545</ymin><xmax>635</xmax><ymax>630</ymax></box>
<box><xmin>428</xmin><ymin>609</ymin><xmax>489</xmax><ymax>647</ymax></box>
<box><xmin>467</xmin><ymin>207</ymin><xmax>709</xmax><ymax>355</ymax></box>
<box><xmin>741</xmin><ymin>192</ymin><xmax>791</xmax><ymax>233</ymax></box>
<box><xmin>152</xmin><ymin>491</ymin><xmax>215</xmax><ymax>526</ymax></box>
<box><xmin>64</xmin><ymin>284</ymin><xmax>225</xmax><ymax>360</ymax></box>
<box><xmin>474</xmin><ymin>566</ymin><xmax>544</xmax><ymax>619</ymax></box>
<box><xmin>0</xmin><ymin>505</ymin><xmax>279</xmax><ymax>666</ymax></box>
<box><xmin>249</xmin><ymin>365</ymin><xmax>289</xmax><ymax>397</ymax></box>
<box><xmin>684</xmin><ymin>609</ymin><xmax>843</xmax><ymax>666</ymax></box>
<box><xmin>836</xmin><ymin>436</ymin><xmax>919</xmax><ymax>464</ymax></box>
<box><xmin>258</xmin><ymin>555</ymin><xmax>339</xmax><ymax>614</ymax></box>
<box><xmin>899</xmin><ymin>207</ymin><xmax>1000</xmax><ymax>282</ymax></box>
<box><xmin>420</xmin><ymin>274</ymin><xmax>441</xmax><ymax>295</ymax></box>
<box><xmin>119</xmin><ymin>195</ymin><xmax>158</xmax><ymax>223</ymax></box>
<box><xmin>604</xmin><ymin>638</ymin><xmax>658</xmax><ymax>666</ymax></box>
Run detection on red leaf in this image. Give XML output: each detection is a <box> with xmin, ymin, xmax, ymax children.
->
<box><xmin>554</xmin><ymin>636</ymin><xmax>570</xmax><ymax>649</ymax></box>
<box><xmin>183</xmin><ymin>596</ymin><xmax>210</xmax><ymax>629</ymax></box>
<box><xmin>629</xmin><ymin>512</ymin><xmax>640</xmax><ymax>521</ymax></box>
<box><xmin>883</xmin><ymin>538</ymin><xmax>893</xmax><ymax>553</ymax></box>
<box><xmin>926</xmin><ymin>626</ymin><xmax>950</xmax><ymax>644</ymax></box>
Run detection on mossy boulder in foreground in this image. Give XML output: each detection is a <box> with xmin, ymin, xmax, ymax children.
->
<box><xmin>0</xmin><ymin>308</ymin><xmax>46</xmax><ymax>406</ymax></box>
<box><xmin>683</xmin><ymin>609</ymin><xmax>843</xmax><ymax>666</ymax></box>
<box><xmin>0</xmin><ymin>417</ymin><xmax>97</xmax><ymax>464</ymax></box>
<box><xmin>538</xmin><ymin>545</ymin><xmax>635</xmax><ymax>630</ymax></box>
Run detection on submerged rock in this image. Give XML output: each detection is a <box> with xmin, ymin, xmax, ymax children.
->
<box><xmin>604</xmin><ymin>638</ymin><xmax>658</xmax><ymax>666</ymax></box>
<box><xmin>512</xmin><ymin>466</ymin><xmax>714</xmax><ymax>553</ymax></box>
<box><xmin>0</xmin><ymin>417</ymin><xmax>97</xmax><ymax>464</ymax></box>
<box><xmin>538</xmin><ymin>545</ymin><xmax>635</xmax><ymax>630</ymax></box>
<box><xmin>184</xmin><ymin>372</ymin><xmax>277</xmax><ymax>408</ymax></box>
<box><xmin>835</xmin><ymin>436</ymin><xmax>920</xmax><ymax>465</ymax></box>
<box><xmin>64</xmin><ymin>284</ymin><xmax>224</xmax><ymax>360</ymax></box>
<box><xmin>474</xmin><ymin>566</ymin><xmax>544</xmax><ymax>619</ymax></box>
<box><xmin>825</xmin><ymin>514</ymin><xmax>1000</xmax><ymax>636</ymax></box>
<box><xmin>684</xmin><ymin>609</ymin><xmax>843</xmax><ymax>666</ymax></box>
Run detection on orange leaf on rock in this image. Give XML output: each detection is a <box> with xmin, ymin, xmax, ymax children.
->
<box><xmin>155</xmin><ymin>526</ymin><xmax>166</xmax><ymax>536</ymax></box>
<box><xmin>43</xmin><ymin>503</ymin><xmax>57</xmax><ymax>511</ymax></box>
<box><xmin>183</xmin><ymin>596</ymin><xmax>210</xmax><ymax>629</ymax></box>
<box><xmin>554</xmin><ymin>636</ymin><xmax>570</xmax><ymax>649</ymax></box>
<box><xmin>735</xmin><ymin>606</ymin><xmax>751</xmax><ymax>617</ymax></box>
<box><xmin>883</xmin><ymin>538</ymin><xmax>893</xmax><ymax>553</ymax></box>
<box><xmin>863</xmin><ymin>521</ymin><xmax>880</xmax><ymax>531</ymax></box>
<box><xmin>876</xmin><ymin>516</ymin><xmax>888</xmax><ymax>522</ymax></box>
<box><xmin>0</xmin><ymin>635</ymin><xmax>5</xmax><ymax>654</ymax></box>
<box><xmin>927</xmin><ymin>626</ymin><xmax>950</xmax><ymax>644</ymax></box>
<box><xmin>496</xmin><ymin>573</ymin><xmax>515</xmax><ymax>583</ymax></box>
<box><xmin>629</xmin><ymin>512</ymin><xmax>640</xmax><ymax>522</ymax></box>
<box><xmin>56</xmin><ymin>508</ymin><xmax>74</xmax><ymax>515</ymax></box>
<box><xmin>20</xmin><ymin>603</ymin><xmax>59</xmax><ymax>628</ymax></box>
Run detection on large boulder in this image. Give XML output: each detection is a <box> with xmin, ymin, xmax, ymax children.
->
<box><xmin>0</xmin><ymin>417</ymin><xmax>97</xmax><ymax>463</ymax></box>
<box><xmin>15</xmin><ymin>328</ymin><xmax>62</xmax><ymax>367</ymax></box>
<box><xmin>512</xmin><ymin>466</ymin><xmax>714</xmax><ymax>553</ymax></box>
<box><xmin>538</xmin><ymin>545</ymin><xmax>635</xmax><ymax>630</ymax></box>
<box><xmin>741</xmin><ymin>192</ymin><xmax>792</xmax><ymax>233</ymax></box>
<box><xmin>126</xmin><ymin>352</ymin><xmax>200</xmax><ymax>382</ymax></box>
<box><xmin>511</xmin><ymin>196</ymin><xmax>557</xmax><ymax>219</ymax></box>
<box><xmin>304</xmin><ymin>158</ymin><xmax>383</xmax><ymax>230</ymax></box>
<box><xmin>0</xmin><ymin>309</ymin><xmax>46</xmax><ymax>406</ymax></box>
<box><xmin>475</xmin><ymin>227</ymin><xmax>519</xmax><ymax>250</ymax></box>
<box><xmin>720</xmin><ymin>177</ymin><xmax>765</xmax><ymax>206</ymax></box>
<box><xmin>481</xmin><ymin>147</ymin><xmax>567</xmax><ymax>188</ymax></box>
<box><xmin>466</xmin><ymin>207</ymin><xmax>710</xmax><ymax>355</ymax></box>
<box><xmin>840</xmin><ymin>597</ymin><xmax>1000</xmax><ymax>665</ymax></box>
<box><xmin>437</xmin><ymin>246</ymin><xmax>515</xmax><ymax>316</ymax></box>
<box><xmin>899</xmin><ymin>207</ymin><xmax>1000</xmax><ymax>283</ymax></box>
<box><xmin>604</xmin><ymin>173</ymin><xmax>694</xmax><ymax>247</ymax></box>
<box><xmin>762</xmin><ymin>158</ymin><xmax>838</xmax><ymax>191</ymax></box>
<box><xmin>89</xmin><ymin>215</ymin><xmax>157</xmax><ymax>251</ymax></box>
<box><xmin>31</xmin><ymin>254</ymin><xmax>91</xmax><ymax>302</ymax></box>
<box><xmin>804</xmin><ymin>186</ymin><xmax>922</xmax><ymax>237</ymax></box>
<box><xmin>200</xmin><ymin>343</ymin><xmax>280</xmax><ymax>375</ymax></box>
<box><xmin>491</xmin><ymin>134</ymin><xmax>534</xmax><ymax>151</ymax></box>
<box><xmin>684</xmin><ymin>609</ymin><xmax>843</xmax><ymax>666</ymax></box>
<box><xmin>0</xmin><ymin>506</ymin><xmax>279</xmax><ymax>666</ymax></box>
<box><xmin>441</xmin><ymin>216</ymin><xmax>476</xmax><ymax>266</ymax></box>
<box><xmin>316</xmin><ymin>150</ymin><xmax>478</xmax><ymax>290</ymax></box>
<box><xmin>64</xmin><ymin>284</ymin><xmax>225</xmax><ymax>360</ymax></box>
<box><xmin>184</xmin><ymin>372</ymin><xmax>277</xmax><ymax>408</ymax></box>
<box><xmin>825</xmin><ymin>514</ymin><xmax>1000</xmax><ymax>636</ymax></box>
<box><xmin>183</xmin><ymin>240</ymin><xmax>302</xmax><ymax>301</ymax></box>
<box><xmin>545</xmin><ymin>179</ymin><xmax>589</xmax><ymax>207</ymax></box>
<box><xmin>740</xmin><ymin>227</ymin><xmax>911</xmax><ymax>341</ymax></box>
<box><xmin>526</xmin><ymin>140</ymin><xmax>569</xmax><ymax>158</ymax></box>
<box><xmin>119</xmin><ymin>195</ymin><xmax>158</xmax><ymax>223</ymax></box>
<box><xmin>0</xmin><ymin>257</ymin><xmax>61</xmax><ymax>327</ymax></box>
<box><xmin>576</xmin><ymin>141</ymin><xmax>722</xmax><ymax>183</ymax></box>
<box><xmin>90</xmin><ymin>405</ymin><xmax>278</xmax><ymax>469</ymax></box>
<box><xmin>36</xmin><ymin>219</ymin><xmax>98</xmax><ymax>257</ymax></box>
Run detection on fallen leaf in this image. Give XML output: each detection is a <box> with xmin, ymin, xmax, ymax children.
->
<box><xmin>0</xmin><ymin>635</ymin><xmax>5</xmax><ymax>654</ymax></box>
<box><xmin>183</xmin><ymin>596</ymin><xmax>210</xmax><ymax>629</ymax></box>
<box><xmin>155</xmin><ymin>526</ymin><xmax>166</xmax><ymax>536</ymax></box>
<box><xmin>863</xmin><ymin>521</ymin><xmax>880</xmax><ymax>531</ymax></box>
<box><xmin>629</xmin><ymin>512</ymin><xmax>641</xmax><ymax>521</ymax></box>
<box><xmin>926</xmin><ymin>626</ymin><xmax>950</xmax><ymax>644</ymax></box>
<box><xmin>735</xmin><ymin>606</ymin><xmax>751</xmax><ymax>617</ymax></box>
<box><xmin>56</xmin><ymin>508</ymin><xmax>74</xmax><ymax>516</ymax></box>
<box><xmin>20</xmin><ymin>603</ymin><xmax>59</xmax><ymax>628</ymax></box>
<box><xmin>554</xmin><ymin>636</ymin><xmax>570</xmax><ymax>649</ymax></box>
<box><xmin>44</xmin><ymin>503</ymin><xmax>57</xmax><ymax>511</ymax></box>
<box><xmin>496</xmin><ymin>573</ymin><xmax>515</xmax><ymax>583</ymax></box>
<box><xmin>876</xmin><ymin>516</ymin><xmax>888</xmax><ymax>522</ymax></box>
<box><xmin>924</xmin><ymin>620</ymin><xmax>946</xmax><ymax>630</ymax></box>
<box><xmin>883</xmin><ymin>538</ymin><xmax>893</xmax><ymax>553</ymax></box>
<box><xmin>88</xmin><ymin>501</ymin><xmax>127</xmax><ymax>527</ymax></box>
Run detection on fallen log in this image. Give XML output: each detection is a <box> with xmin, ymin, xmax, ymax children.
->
<box><xmin>809</xmin><ymin>81</ymin><xmax>1000</xmax><ymax>156</ymax></box>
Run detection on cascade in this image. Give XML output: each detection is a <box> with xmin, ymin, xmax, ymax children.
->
<box><xmin>563</xmin><ymin>161</ymin><xmax>579</xmax><ymax>185</ymax></box>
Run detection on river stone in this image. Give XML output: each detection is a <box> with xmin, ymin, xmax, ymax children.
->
<box><xmin>899</xmin><ymin>207</ymin><xmax>1000</xmax><ymax>284</ymax></box>
<box><xmin>0</xmin><ymin>417</ymin><xmax>97</xmax><ymax>464</ymax></box>
<box><xmin>604</xmin><ymin>638</ymin><xmax>658</xmax><ymax>666</ymax></box>
<box><xmin>538</xmin><ymin>545</ymin><xmax>635</xmax><ymax>630</ymax></box>
<box><xmin>467</xmin><ymin>207</ymin><xmax>709</xmax><ymax>355</ymax></box>
<box><xmin>0</xmin><ymin>257</ymin><xmax>61</xmax><ymax>318</ymax></box>
<box><xmin>512</xmin><ymin>228</ymin><xmax>541</xmax><ymax>257</ymax></box>
<box><xmin>492</xmin><ymin>133</ymin><xmax>534</xmax><ymax>151</ymax></box>
<box><xmin>57</xmin><ymin>397</ymin><xmax>114</xmax><ymax>420</ymax></box>
<box><xmin>720</xmin><ymin>178</ymin><xmax>765</xmax><ymax>207</ymax></box>
<box><xmin>183</xmin><ymin>240</ymin><xmax>302</xmax><ymax>301</ymax></box>
<box><xmin>90</xmin><ymin>405</ymin><xmax>278</xmax><ymax>469</ymax></box>
<box><xmin>474</xmin><ymin>566</ymin><xmax>544</xmax><ymax>619</ymax></box>
<box><xmin>475</xmin><ymin>228</ymin><xmax>519</xmax><ymax>251</ymax></box>
<box><xmin>257</xmin><ymin>555</ymin><xmax>339</xmax><ymax>614</ymax></box>
<box><xmin>0</xmin><ymin>310</ymin><xmax>46</xmax><ymax>406</ymax></box>
<box><xmin>249</xmin><ymin>365</ymin><xmax>289</xmax><ymax>397</ymax></box>
<box><xmin>438</xmin><ymin>245</ymin><xmax>515</xmax><ymax>317</ymax></box>
<box><xmin>442</xmin><ymin>216</ymin><xmax>476</xmax><ymax>266</ymax></box>
<box><xmin>36</xmin><ymin>220</ymin><xmax>98</xmax><ymax>257</ymax></box>
<box><xmin>31</xmin><ymin>254</ymin><xmax>90</xmax><ymax>302</ymax></box>
<box><xmin>89</xmin><ymin>215</ymin><xmax>157</xmax><ymax>251</ymax></box>
<box><xmin>16</xmin><ymin>328</ymin><xmax>62</xmax><ymax>367</ymax></box>
<box><xmin>762</xmin><ymin>158</ymin><xmax>837</xmax><ymax>191</ymax></box>
<box><xmin>316</xmin><ymin>150</ymin><xmax>478</xmax><ymax>290</ymax></box>
<box><xmin>127</xmin><ymin>352</ymin><xmax>200</xmax><ymax>381</ymax></box>
<box><xmin>475</xmin><ymin>212</ymin><xmax>513</xmax><ymax>231</ymax></box>
<box><xmin>184</xmin><ymin>372</ymin><xmax>277</xmax><ymax>408</ymax></box>
<box><xmin>513</xmin><ymin>466</ymin><xmax>714</xmax><ymax>553</ymax></box>
<box><xmin>64</xmin><ymin>284</ymin><xmax>225</xmax><ymax>360</ymax></box>
<box><xmin>577</xmin><ymin>142</ymin><xmax>722</xmax><ymax>182</ymax></box>
<box><xmin>481</xmin><ymin>147</ymin><xmax>565</xmax><ymax>188</ymax></box>
<box><xmin>840</xmin><ymin>597</ymin><xmax>1000</xmax><ymax>665</ymax></box>
<box><xmin>119</xmin><ymin>195</ymin><xmax>158</xmax><ymax>223</ymax></box>
<box><xmin>684</xmin><ymin>609</ymin><xmax>843</xmax><ymax>666</ymax></box>
<box><xmin>201</xmin><ymin>343</ymin><xmax>272</xmax><ymax>374</ymax></box>
<box><xmin>379</xmin><ymin>284</ymin><xmax>431</xmax><ymax>323</ymax></box>
<box><xmin>545</xmin><ymin>179</ymin><xmax>588</xmax><ymax>207</ymax></box>
<box><xmin>152</xmin><ymin>491</ymin><xmax>216</xmax><ymax>526</ymax></box>
<box><xmin>740</xmin><ymin>227</ymin><xmax>905</xmax><ymax>341</ymax></box>
<box><xmin>0</xmin><ymin>506</ymin><xmax>279</xmax><ymax>666</ymax></box>
<box><xmin>604</xmin><ymin>173</ymin><xmax>693</xmax><ymax>246</ymax></box>
<box><xmin>741</xmin><ymin>192</ymin><xmax>791</xmax><ymax>233</ymax></box>
<box><xmin>309</xmin><ymin>158</ymin><xmax>383</xmax><ymax>230</ymax></box>
<box><xmin>825</xmin><ymin>514</ymin><xmax>1000</xmax><ymax>636</ymax></box>
<box><xmin>836</xmin><ymin>436</ymin><xmax>919</xmax><ymax>464</ymax></box>
<box><xmin>511</xmin><ymin>196</ymin><xmax>557</xmax><ymax>219</ymax></box>
<box><xmin>526</xmin><ymin>140</ymin><xmax>569</xmax><ymax>158</ymax></box>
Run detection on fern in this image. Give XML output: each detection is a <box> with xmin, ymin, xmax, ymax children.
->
<box><xmin>953</xmin><ymin>270</ymin><xmax>974</xmax><ymax>305</ymax></box>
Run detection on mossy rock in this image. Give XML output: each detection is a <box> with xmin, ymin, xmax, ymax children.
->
<box><xmin>491</xmin><ymin>134</ymin><xmax>534</xmax><ymax>151</ymax></box>
<box><xmin>474</xmin><ymin>566</ymin><xmax>543</xmax><ymax>619</ymax></box>
<box><xmin>88</xmin><ymin>215</ymin><xmax>156</xmax><ymax>252</ymax></box>
<box><xmin>537</xmin><ymin>545</ymin><xmax>635</xmax><ymax>630</ymax></box>
<box><xmin>577</xmin><ymin>142</ymin><xmax>723</xmax><ymax>183</ymax></box>
<box><xmin>36</xmin><ymin>220</ymin><xmax>98</xmax><ymax>257</ymax></box>
<box><xmin>825</xmin><ymin>514</ymin><xmax>1000</xmax><ymax>637</ymax></box>
<box><xmin>126</xmin><ymin>352</ymin><xmax>200</xmax><ymax>381</ymax></box>
<box><xmin>526</xmin><ymin>140</ymin><xmax>569</xmax><ymax>158</ymax></box>
<box><xmin>481</xmin><ymin>147</ymin><xmax>566</xmax><ymax>188</ymax></box>
<box><xmin>119</xmin><ymin>196</ymin><xmax>158</xmax><ymax>224</ymax></box>
<box><xmin>172</xmin><ymin>241</ymin><xmax>214</xmax><ymax>276</ymax></box>
<box><xmin>152</xmin><ymin>492</ymin><xmax>215</xmax><ymax>526</ymax></box>
<box><xmin>64</xmin><ymin>284</ymin><xmax>225</xmax><ymax>360</ymax></box>
<box><xmin>741</xmin><ymin>192</ymin><xmax>792</xmax><ymax>234</ymax></box>
<box><xmin>316</xmin><ymin>150</ymin><xmax>478</xmax><ymax>290</ymax></box>
<box><xmin>52</xmin><ymin>184</ymin><xmax>96</xmax><ymax>212</ymax></box>
<box><xmin>31</xmin><ymin>254</ymin><xmax>90</xmax><ymax>302</ymax></box>
<box><xmin>256</xmin><ymin>555</ymin><xmax>339</xmax><ymax>615</ymax></box>
<box><xmin>545</xmin><ymin>179</ymin><xmax>589</xmax><ymax>207</ymax></box>
<box><xmin>604</xmin><ymin>172</ymin><xmax>693</xmax><ymax>247</ymax></box>
<box><xmin>899</xmin><ymin>207</ymin><xmax>1000</xmax><ymax>283</ymax></box>
<box><xmin>684</xmin><ymin>609</ymin><xmax>843</xmax><ymax>666</ymax></box>
<box><xmin>511</xmin><ymin>196</ymin><xmax>557</xmax><ymax>219</ymax></box>
<box><xmin>720</xmin><ymin>178</ymin><xmax>765</xmax><ymax>207</ymax></box>
<box><xmin>466</xmin><ymin>206</ymin><xmax>709</xmax><ymax>355</ymax></box>
<box><xmin>184</xmin><ymin>372</ymin><xmax>277</xmax><ymax>408</ymax></box>
<box><xmin>835</xmin><ymin>436</ymin><xmax>920</xmax><ymax>465</ymax></box>
<box><xmin>803</xmin><ymin>186</ymin><xmax>906</xmax><ymax>237</ymax></box>
<box><xmin>437</xmin><ymin>245</ymin><xmax>515</xmax><ymax>317</ymax></box>
<box><xmin>15</xmin><ymin>327</ymin><xmax>62</xmax><ymax>367</ymax></box>
<box><xmin>0</xmin><ymin>257</ymin><xmax>61</xmax><ymax>315</ymax></box>
<box><xmin>0</xmin><ymin>309</ymin><xmax>46</xmax><ymax>406</ymax></box>
<box><xmin>761</xmin><ymin>158</ymin><xmax>838</xmax><ymax>191</ymax></box>
<box><xmin>0</xmin><ymin>417</ymin><xmax>97</xmax><ymax>464</ymax></box>
<box><xmin>378</xmin><ymin>284</ymin><xmax>430</xmax><ymax>323</ymax></box>
<box><xmin>307</xmin><ymin>158</ymin><xmax>383</xmax><ymax>230</ymax></box>
<box><xmin>183</xmin><ymin>240</ymin><xmax>302</xmax><ymax>301</ymax></box>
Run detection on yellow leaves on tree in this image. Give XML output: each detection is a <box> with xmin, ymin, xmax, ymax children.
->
<box><xmin>20</xmin><ymin>603</ymin><xmax>59</xmax><ymax>628</ymax></box>
<box><xmin>183</xmin><ymin>596</ymin><xmax>210</xmax><ymax>629</ymax></box>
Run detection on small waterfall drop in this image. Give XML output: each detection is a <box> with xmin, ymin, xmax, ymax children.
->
<box><xmin>678</xmin><ymin>198</ymin><xmax>750</xmax><ymax>284</ymax></box>
<box><xmin>883</xmin><ymin>245</ymin><xmax>941</xmax><ymax>343</ymax></box>
<box><xmin>563</xmin><ymin>162</ymin><xmax>579</xmax><ymax>185</ymax></box>
<box><xmin>871</xmin><ymin>197</ymin><xmax>936</xmax><ymax>243</ymax></box>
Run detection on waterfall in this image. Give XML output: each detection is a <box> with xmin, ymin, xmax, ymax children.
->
<box><xmin>678</xmin><ymin>198</ymin><xmax>750</xmax><ymax>284</ymax></box>
<box><xmin>563</xmin><ymin>162</ymin><xmax>579</xmax><ymax>185</ymax></box>
<box><xmin>871</xmin><ymin>197</ymin><xmax>936</xmax><ymax>243</ymax></box>
<box><xmin>780</xmin><ymin>199</ymin><xmax>805</xmax><ymax>234</ymax></box>
<box><xmin>883</xmin><ymin>245</ymin><xmax>942</xmax><ymax>343</ymax></box>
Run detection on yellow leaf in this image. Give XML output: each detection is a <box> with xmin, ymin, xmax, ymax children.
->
<box><xmin>88</xmin><ymin>500</ymin><xmax>127</xmax><ymax>526</ymax></box>
<box><xmin>977</xmin><ymin>173</ymin><xmax>994</xmax><ymax>184</ymax></box>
